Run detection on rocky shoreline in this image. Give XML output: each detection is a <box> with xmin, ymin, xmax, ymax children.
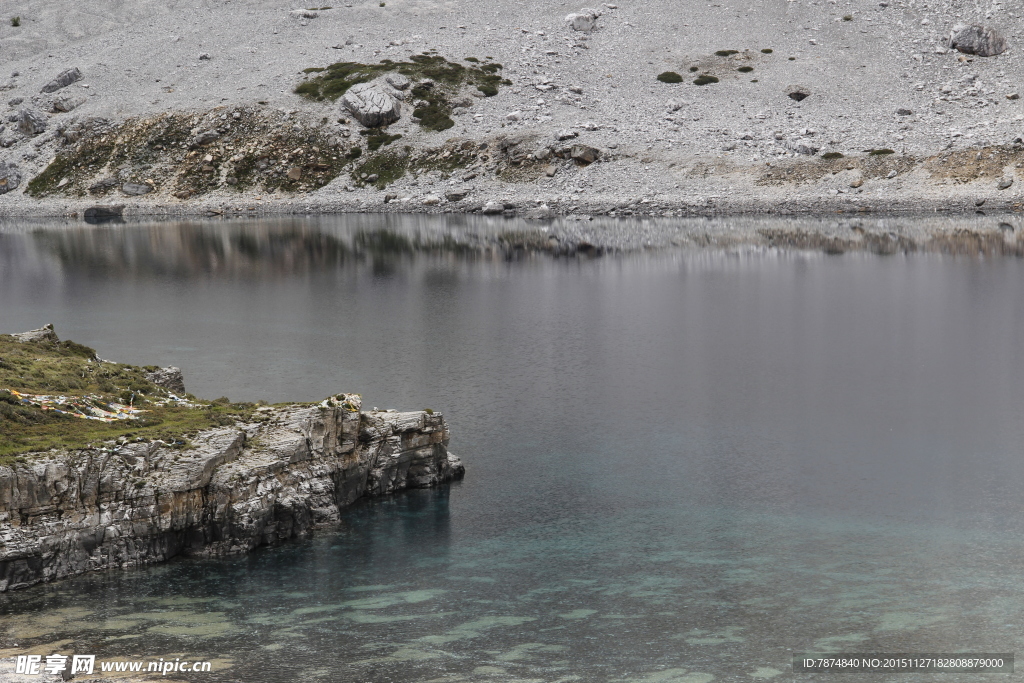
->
<box><xmin>0</xmin><ymin>335</ymin><xmax>464</xmax><ymax>593</ymax></box>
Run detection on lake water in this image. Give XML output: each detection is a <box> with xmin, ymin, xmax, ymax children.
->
<box><xmin>3</xmin><ymin>216</ymin><xmax>1024</xmax><ymax>682</ymax></box>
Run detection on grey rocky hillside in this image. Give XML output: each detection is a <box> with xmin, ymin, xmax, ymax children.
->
<box><xmin>0</xmin><ymin>0</ymin><xmax>1021</xmax><ymax>217</ymax></box>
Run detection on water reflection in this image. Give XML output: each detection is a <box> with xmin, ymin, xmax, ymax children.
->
<box><xmin>3</xmin><ymin>216</ymin><xmax>1024</xmax><ymax>681</ymax></box>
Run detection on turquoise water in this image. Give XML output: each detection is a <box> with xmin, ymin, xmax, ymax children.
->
<box><xmin>2</xmin><ymin>217</ymin><xmax>1024</xmax><ymax>682</ymax></box>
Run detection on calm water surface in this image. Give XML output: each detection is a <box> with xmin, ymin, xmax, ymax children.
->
<box><xmin>2</xmin><ymin>217</ymin><xmax>1024</xmax><ymax>682</ymax></box>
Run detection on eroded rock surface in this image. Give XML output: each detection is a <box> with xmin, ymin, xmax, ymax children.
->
<box><xmin>0</xmin><ymin>395</ymin><xmax>464</xmax><ymax>591</ymax></box>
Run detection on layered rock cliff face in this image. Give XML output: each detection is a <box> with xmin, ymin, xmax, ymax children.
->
<box><xmin>0</xmin><ymin>396</ymin><xmax>464</xmax><ymax>592</ymax></box>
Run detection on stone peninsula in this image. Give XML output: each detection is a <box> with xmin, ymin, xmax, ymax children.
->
<box><xmin>0</xmin><ymin>326</ymin><xmax>464</xmax><ymax>592</ymax></box>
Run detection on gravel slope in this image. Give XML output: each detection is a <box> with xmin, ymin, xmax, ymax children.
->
<box><xmin>0</xmin><ymin>0</ymin><xmax>1022</xmax><ymax>217</ymax></box>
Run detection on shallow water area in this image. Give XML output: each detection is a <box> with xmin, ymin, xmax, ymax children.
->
<box><xmin>3</xmin><ymin>215</ymin><xmax>1024</xmax><ymax>682</ymax></box>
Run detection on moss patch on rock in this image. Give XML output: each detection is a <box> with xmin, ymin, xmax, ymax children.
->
<box><xmin>657</xmin><ymin>71</ymin><xmax>683</xmax><ymax>83</ymax></box>
<box><xmin>295</xmin><ymin>55</ymin><xmax>510</xmax><ymax>132</ymax></box>
<box><xmin>693</xmin><ymin>75</ymin><xmax>719</xmax><ymax>86</ymax></box>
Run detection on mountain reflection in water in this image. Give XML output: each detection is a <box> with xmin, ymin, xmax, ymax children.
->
<box><xmin>3</xmin><ymin>215</ymin><xmax>1024</xmax><ymax>683</ymax></box>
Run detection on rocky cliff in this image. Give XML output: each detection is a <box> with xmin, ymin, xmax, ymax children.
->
<box><xmin>0</xmin><ymin>394</ymin><xmax>464</xmax><ymax>592</ymax></box>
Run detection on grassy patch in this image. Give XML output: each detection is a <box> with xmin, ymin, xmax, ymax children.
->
<box><xmin>761</xmin><ymin>48</ymin><xmax>773</xmax><ymax>54</ymax></box>
<box><xmin>657</xmin><ymin>71</ymin><xmax>683</xmax><ymax>83</ymax></box>
<box><xmin>10</xmin><ymin>16</ymin><xmax>20</xmax><ymax>26</ymax></box>
<box><xmin>689</xmin><ymin>66</ymin><xmax>699</xmax><ymax>72</ymax></box>
<box><xmin>365</xmin><ymin>131</ymin><xmax>402</xmax><ymax>151</ymax></box>
<box><xmin>737</xmin><ymin>66</ymin><xmax>753</xmax><ymax>73</ymax></box>
<box><xmin>352</xmin><ymin>140</ymin><xmax>477</xmax><ymax>188</ymax></box>
<box><xmin>715</xmin><ymin>49</ymin><xmax>739</xmax><ymax>56</ymax></box>
<box><xmin>0</xmin><ymin>335</ymin><xmax>257</xmax><ymax>459</ymax></box>
<box><xmin>821</xmin><ymin>152</ymin><xmax>844</xmax><ymax>159</ymax></box>
<box><xmin>693</xmin><ymin>75</ymin><xmax>719</xmax><ymax>86</ymax></box>
<box><xmin>353</xmin><ymin>148</ymin><xmax>411</xmax><ymax>189</ymax></box>
<box><xmin>867</xmin><ymin>148</ymin><xmax>895</xmax><ymax>155</ymax></box>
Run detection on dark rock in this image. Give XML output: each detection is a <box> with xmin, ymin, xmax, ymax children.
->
<box><xmin>570</xmin><ymin>144</ymin><xmax>600</xmax><ymax>164</ymax></box>
<box><xmin>445</xmin><ymin>190</ymin><xmax>468</xmax><ymax>201</ymax></box>
<box><xmin>40</xmin><ymin>67</ymin><xmax>82</xmax><ymax>93</ymax></box>
<box><xmin>0</xmin><ymin>161</ymin><xmax>22</xmax><ymax>194</ymax></box>
<box><xmin>88</xmin><ymin>177</ymin><xmax>119</xmax><ymax>194</ymax></box>
<box><xmin>189</xmin><ymin>130</ymin><xmax>220</xmax><ymax>148</ymax></box>
<box><xmin>7</xmin><ymin>97</ymin><xmax>22</xmax><ymax>106</ymax></box>
<box><xmin>786</xmin><ymin>85</ymin><xmax>811</xmax><ymax>102</ymax></box>
<box><xmin>83</xmin><ymin>205</ymin><xmax>125</xmax><ymax>223</ymax></box>
<box><xmin>121</xmin><ymin>182</ymin><xmax>152</xmax><ymax>196</ymax></box>
<box><xmin>896</xmin><ymin>108</ymin><xmax>913</xmax><ymax>115</ymax></box>
<box><xmin>17</xmin><ymin>107</ymin><xmax>47</xmax><ymax>135</ymax></box>
<box><xmin>949</xmin><ymin>24</ymin><xmax>1006</xmax><ymax>57</ymax></box>
<box><xmin>145</xmin><ymin>366</ymin><xmax>186</xmax><ymax>395</ymax></box>
<box><xmin>556</xmin><ymin>129</ymin><xmax>578</xmax><ymax>141</ymax></box>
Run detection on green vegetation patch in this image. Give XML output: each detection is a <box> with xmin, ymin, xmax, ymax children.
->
<box><xmin>364</xmin><ymin>130</ymin><xmax>403</xmax><ymax>151</ymax></box>
<box><xmin>821</xmin><ymin>152</ymin><xmax>844</xmax><ymax>159</ymax></box>
<box><xmin>689</xmin><ymin>66</ymin><xmax>699</xmax><ymax>72</ymax></box>
<box><xmin>0</xmin><ymin>335</ymin><xmax>257</xmax><ymax>459</ymax></box>
<box><xmin>737</xmin><ymin>66</ymin><xmax>754</xmax><ymax>73</ymax></box>
<box><xmin>867</xmin><ymin>148</ymin><xmax>895</xmax><ymax>155</ymax></box>
<box><xmin>295</xmin><ymin>55</ymin><xmax>510</xmax><ymax>132</ymax></box>
<box><xmin>410</xmin><ymin>81</ymin><xmax>455</xmax><ymax>132</ymax></box>
<box><xmin>693</xmin><ymin>75</ymin><xmax>719</xmax><ymax>86</ymax></box>
<box><xmin>352</xmin><ymin>140</ymin><xmax>477</xmax><ymax>189</ymax></box>
<box><xmin>761</xmin><ymin>48</ymin><xmax>773</xmax><ymax>54</ymax></box>
<box><xmin>657</xmin><ymin>71</ymin><xmax>683</xmax><ymax>83</ymax></box>
<box><xmin>715</xmin><ymin>50</ymin><xmax>740</xmax><ymax>56</ymax></box>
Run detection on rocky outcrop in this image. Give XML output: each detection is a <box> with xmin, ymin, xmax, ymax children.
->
<box><xmin>144</xmin><ymin>366</ymin><xmax>186</xmax><ymax>394</ymax></box>
<box><xmin>9</xmin><ymin>324</ymin><xmax>58</xmax><ymax>343</ymax></box>
<box><xmin>0</xmin><ymin>395</ymin><xmax>464</xmax><ymax>591</ymax></box>
<box><xmin>40</xmin><ymin>67</ymin><xmax>83</xmax><ymax>94</ymax></box>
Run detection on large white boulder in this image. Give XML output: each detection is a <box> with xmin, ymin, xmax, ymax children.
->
<box><xmin>341</xmin><ymin>81</ymin><xmax>401</xmax><ymax>127</ymax></box>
